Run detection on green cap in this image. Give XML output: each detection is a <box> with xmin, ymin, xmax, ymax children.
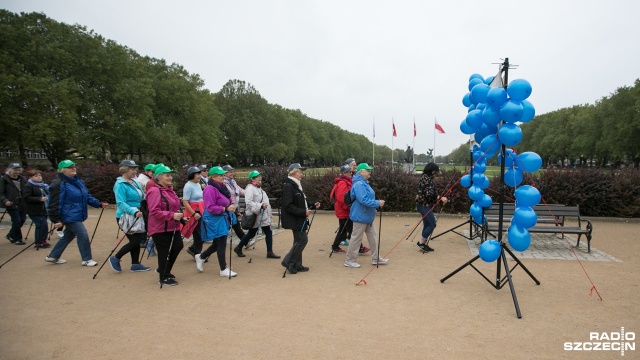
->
<box><xmin>356</xmin><ymin>163</ymin><xmax>374</xmax><ymax>172</ymax></box>
<box><xmin>208</xmin><ymin>166</ymin><xmax>226</xmax><ymax>176</ymax></box>
<box><xmin>144</xmin><ymin>163</ymin><xmax>156</xmax><ymax>171</ymax></box>
<box><xmin>153</xmin><ymin>163</ymin><xmax>165</xmax><ymax>172</ymax></box>
<box><xmin>248</xmin><ymin>170</ymin><xmax>261</xmax><ymax>180</ymax></box>
<box><xmin>58</xmin><ymin>160</ymin><xmax>75</xmax><ymax>170</ymax></box>
<box><xmin>154</xmin><ymin>164</ymin><xmax>176</xmax><ymax>176</ymax></box>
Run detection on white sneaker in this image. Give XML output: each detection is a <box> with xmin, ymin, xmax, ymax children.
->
<box><xmin>45</xmin><ymin>256</ymin><xmax>66</xmax><ymax>264</ymax></box>
<box><xmin>195</xmin><ymin>254</ymin><xmax>205</xmax><ymax>272</ymax></box>
<box><xmin>344</xmin><ymin>261</ymin><xmax>361</xmax><ymax>268</ymax></box>
<box><xmin>371</xmin><ymin>257</ymin><xmax>389</xmax><ymax>265</ymax></box>
<box><xmin>219</xmin><ymin>267</ymin><xmax>237</xmax><ymax>277</ymax></box>
<box><xmin>82</xmin><ymin>260</ymin><xmax>98</xmax><ymax>267</ymax></box>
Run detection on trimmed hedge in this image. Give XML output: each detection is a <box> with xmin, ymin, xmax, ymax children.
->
<box><xmin>40</xmin><ymin>163</ymin><xmax>640</xmax><ymax>218</ymax></box>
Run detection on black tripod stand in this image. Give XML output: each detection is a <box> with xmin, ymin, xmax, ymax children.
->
<box><xmin>440</xmin><ymin>58</ymin><xmax>540</xmax><ymax>319</ymax></box>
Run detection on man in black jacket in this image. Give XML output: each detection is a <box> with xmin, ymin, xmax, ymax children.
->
<box><xmin>1</xmin><ymin>163</ymin><xmax>27</xmax><ymax>245</ymax></box>
<box><xmin>280</xmin><ymin>163</ymin><xmax>319</xmax><ymax>274</ymax></box>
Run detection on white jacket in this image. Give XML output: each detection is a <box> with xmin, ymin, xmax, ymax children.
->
<box><xmin>244</xmin><ymin>183</ymin><xmax>272</xmax><ymax>227</ymax></box>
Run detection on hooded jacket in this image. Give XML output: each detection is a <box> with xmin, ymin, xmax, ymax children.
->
<box><xmin>349</xmin><ymin>172</ymin><xmax>381</xmax><ymax>224</ymax></box>
<box><xmin>331</xmin><ymin>175</ymin><xmax>352</xmax><ymax>219</ymax></box>
<box><xmin>200</xmin><ymin>182</ymin><xmax>232</xmax><ymax>240</ymax></box>
<box><xmin>113</xmin><ymin>177</ymin><xmax>145</xmax><ymax>219</ymax></box>
<box><xmin>48</xmin><ymin>173</ymin><xmax>102</xmax><ymax>224</ymax></box>
<box><xmin>146</xmin><ymin>184</ymin><xmax>181</xmax><ymax>236</ymax></box>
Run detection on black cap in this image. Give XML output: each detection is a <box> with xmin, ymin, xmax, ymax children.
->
<box><xmin>344</xmin><ymin>158</ymin><xmax>355</xmax><ymax>165</ymax></box>
<box><xmin>187</xmin><ymin>166</ymin><xmax>201</xmax><ymax>176</ymax></box>
<box><xmin>222</xmin><ymin>165</ymin><xmax>234</xmax><ymax>172</ymax></box>
<box><xmin>119</xmin><ymin>160</ymin><xmax>139</xmax><ymax>167</ymax></box>
<box><xmin>7</xmin><ymin>162</ymin><xmax>22</xmax><ymax>169</ymax></box>
<box><xmin>288</xmin><ymin>163</ymin><xmax>306</xmax><ymax>172</ymax></box>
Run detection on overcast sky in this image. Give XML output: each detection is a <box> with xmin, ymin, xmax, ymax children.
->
<box><xmin>3</xmin><ymin>0</ymin><xmax>639</xmax><ymax>157</ymax></box>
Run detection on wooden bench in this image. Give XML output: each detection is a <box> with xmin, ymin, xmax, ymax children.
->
<box><xmin>237</xmin><ymin>197</ymin><xmax>281</xmax><ymax>229</ymax></box>
<box><xmin>483</xmin><ymin>203</ymin><xmax>594</xmax><ymax>252</ymax></box>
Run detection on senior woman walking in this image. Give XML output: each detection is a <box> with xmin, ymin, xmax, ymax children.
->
<box><xmin>1</xmin><ymin>163</ymin><xmax>27</xmax><ymax>245</ymax></box>
<box><xmin>46</xmin><ymin>160</ymin><xmax>108</xmax><ymax>266</ymax></box>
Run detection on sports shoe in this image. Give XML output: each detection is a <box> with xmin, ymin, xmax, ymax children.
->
<box><xmin>13</xmin><ymin>239</ymin><xmax>25</xmax><ymax>245</ymax></box>
<box><xmin>5</xmin><ymin>234</ymin><xmax>15</xmax><ymax>242</ymax></box>
<box><xmin>425</xmin><ymin>245</ymin><xmax>434</xmax><ymax>252</ymax></box>
<box><xmin>332</xmin><ymin>248</ymin><xmax>346</xmax><ymax>253</ymax></box>
<box><xmin>266</xmin><ymin>252</ymin><xmax>281</xmax><ymax>259</ymax></box>
<box><xmin>195</xmin><ymin>254</ymin><xmax>205</xmax><ymax>272</ymax></box>
<box><xmin>344</xmin><ymin>261</ymin><xmax>361</xmax><ymax>268</ymax></box>
<box><xmin>109</xmin><ymin>256</ymin><xmax>122</xmax><ymax>272</ymax></box>
<box><xmin>41</xmin><ymin>241</ymin><xmax>51</xmax><ymax>248</ymax></box>
<box><xmin>244</xmin><ymin>238</ymin><xmax>257</xmax><ymax>249</ymax></box>
<box><xmin>82</xmin><ymin>260</ymin><xmax>98</xmax><ymax>267</ymax></box>
<box><xmin>359</xmin><ymin>246</ymin><xmax>370</xmax><ymax>254</ymax></box>
<box><xmin>219</xmin><ymin>267</ymin><xmax>237</xmax><ymax>277</ymax></box>
<box><xmin>234</xmin><ymin>246</ymin><xmax>246</xmax><ymax>257</ymax></box>
<box><xmin>130</xmin><ymin>264</ymin><xmax>151</xmax><ymax>272</ymax></box>
<box><xmin>340</xmin><ymin>240</ymin><xmax>349</xmax><ymax>246</ymax></box>
<box><xmin>155</xmin><ymin>268</ymin><xmax>175</xmax><ymax>279</ymax></box>
<box><xmin>297</xmin><ymin>265</ymin><xmax>310</xmax><ymax>272</ymax></box>
<box><xmin>45</xmin><ymin>256</ymin><xmax>66</xmax><ymax>264</ymax></box>
<box><xmin>417</xmin><ymin>241</ymin><xmax>427</xmax><ymax>252</ymax></box>
<box><xmin>371</xmin><ymin>257</ymin><xmax>389</xmax><ymax>265</ymax></box>
<box><xmin>158</xmin><ymin>278</ymin><xmax>179</xmax><ymax>286</ymax></box>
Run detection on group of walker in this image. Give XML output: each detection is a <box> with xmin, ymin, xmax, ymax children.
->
<box><xmin>1</xmin><ymin>157</ymin><xmax>447</xmax><ymax>285</ymax></box>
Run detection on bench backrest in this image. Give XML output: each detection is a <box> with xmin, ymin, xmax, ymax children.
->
<box><xmin>483</xmin><ymin>203</ymin><xmax>581</xmax><ymax>218</ymax></box>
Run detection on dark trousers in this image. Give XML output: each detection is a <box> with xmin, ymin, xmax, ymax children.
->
<box><xmin>115</xmin><ymin>219</ymin><xmax>144</xmax><ymax>265</ymax></box>
<box><xmin>238</xmin><ymin>226</ymin><xmax>273</xmax><ymax>252</ymax></box>
<box><xmin>7</xmin><ymin>209</ymin><xmax>26</xmax><ymax>241</ymax></box>
<box><xmin>231</xmin><ymin>222</ymin><xmax>245</xmax><ymax>239</ymax></box>
<box><xmin>331</xmin><ymin>218</ymin><xmax>353</xmax><ymax>250</ymax></box>
<box><xmin>188</xmin><ymin>220</ymin><xmax>203</xmax><ymax>254</ymax></box>
<box><xmin>200</xmin><ymin>235</ymin><xmax>228</xmax><ymax>271</ymax></box>
<box><xmin>28</xmin><ymin>214</ymin><xmax>49</xmax><ymax>244</ymax></box>
<box><xmin>283</xmin><ymin>229</ymin><xmax>308</xmax><ymax>268</ymax></box>
<box><xmin>154</xmin><ymin>231</ymin><xmax>183</xmax><ymax>280</ymax></box>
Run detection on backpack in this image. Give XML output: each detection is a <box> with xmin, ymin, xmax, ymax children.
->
<box><xmin>343</xmin><ymin>189</ymin><xmax>354</xmax><ymax>207</ymax></box>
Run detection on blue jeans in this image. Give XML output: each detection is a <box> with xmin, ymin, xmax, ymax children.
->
<box><xmin>417</xmin><ymin>205</ymin><xmax>437</xmax><ymax>240</ymax></box>
<box><xmin>7</xmin><ymin>209</ymin><xmax>26</xmax><ymax>241</ymax></box>
<box><xmin>48</xmin><ymin>222</ymin><xmax>92</xmax><ymax>261</ymax></box>
<box><xmin>28</xmin><ymin>214</ymin><xmax>49</xmax><ymax>244</ymax></box>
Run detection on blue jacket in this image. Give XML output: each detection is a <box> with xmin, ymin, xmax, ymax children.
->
<box><xmin>349</xmin><ymin>173</ymin><xmax>381</xmax><ymax>224</ymax></box>
<box><xmin>113</xmin><ymin>177</ymin><xmax>145</xmax><ymax>219</ymax></box>
<box><xmin>48</xmin><ymin>173</ymin><xmax>102</xmax><ymax>224</ymax></box>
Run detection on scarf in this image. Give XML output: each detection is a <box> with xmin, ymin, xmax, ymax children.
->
<box><xmin>210</xmin><ymin>180</ymin><xmax>231</xmax><ymax>199</ymax></box>
<box><xmin>224</xmin><ymin>177</ymin><xmax>242</xmax><ymax>194</ymax></box>
<box><xmin>28</xmin><ymin>179</ymin><xmax>50</xmax><ymax>194</ymax></box>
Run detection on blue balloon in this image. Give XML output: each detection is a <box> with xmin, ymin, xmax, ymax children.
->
<box><xmin>465</xmin><ymin>109</ymin><xmax>483</xmax><ymax>129</ymax></box>
<box><xmin>478</xmin><ymin>123</ymin><xmax>498</xmax><ymax>137</ymax></box>
<box><xmin>476</xmin><ymin>102</ymin><xmax>487</xmax><ymax>111</ymax></box>
<box><xmin>507</xmin><ymin>78</ymin><xmax>532</xmax><ymax>101</ymax></box>
<box><xmin>476</xmin><ymin>176</ymin><xmax>490</xmax><ymax>189</ymax></box>
<box><xmin>462</xmin><ymin>92</ymin><xmax>472</xmax><ymax>107</ymax></box>
<box><xmin>474</xmin><ymin>131</ymin><xmax>486</xmax><ymax>144</ymax></box>
<box><xmin>468</xmin><ymin>104</ymin><xmax>476</xmax><ymax>112</ymax></box>
<box><xmin>498</xmin><ymin>123</ymin><xmax>523</xmax><ymax>146</ymax></box>
<box><xmin>504</xmin><ymin>167</ymin><xmax>523</xmax><ymax>187</ymax></box>
<box><xmin>479</xmin><ymin>194</ymin><xmax>493</xmax><ymax>208</ymax></box>
<box><xmin>470</xmin><ymin>202</ymin><xmax>482</xmax><ymax>219</ymax></box>
<box><xmin>516</xmin><ymin>151</ymin><xmax>543</xmax><ymax>172</ymax></box>
<box><xmin>486</xmin><ymin>87</ymin><xmax>508</xmax><ymax>108</ymax></box>
<box><xmin>480</xmin><ymin>134</ymin><xmax>501</xmax><ymax>157</ymax></box>
<box><xmin>473</xmin><ymin>160</ymin><xmax>486</xmax><ymax>174</ymax></box>
<box><xmin>482</xmin><ymin>106</ymin><xmax>501</xmax><ymax>127</ymax></box>
<box><xmin>515</xmin><ymin>185</ymin><xmax>541</xmax><ymax>207</ymax></box>
<box><xmin>498</xmin><ymin>148</ymin><xmax>516</xmax><ymax>167</ymax></box>
<box><xmin>468</xmin><ymin>185</ymin><xmax>484</xmax><ymax>201</ymax></box>
<box><xmin>469</xmin><ymin>73</ymin><xmax>484</xmax><ymax>82</ymax></box>
<box><xmin>500</xmin><ymin>100</ymin><xmax>524</xmax><ymax>123</ymax></box>
<box><xmin>508</xmin><ymin>224</ymin><xmax>531</xmax><ymax>252</ymax></box>
<box><xmin>460</xmin><ymin>174</ymin><xmax>471</xmax><ymax>187</ymax></box>
<box><xmin>468</xmin><ymin>78</ymin><xmax>484</xmax><ymax>92</ymax></box>
<box><xmin>513</xmin><ymin>206</ymin><xmax>538</xmax><ymax>229</ymax></box>
<box><xmin>472</xmin><ymin>150</ymin><xmax>483</xmax><ymax>161</ymax></box>
<box><xmin>484</xmin><ymin>75</ymin><xmax>495</xmax><ymax>85</ymax></box>
<box><xmin>521</xmin><ymin>99</ymin><xmax>535</xmax><ymax>123</ymax></box>
<box><xmin>479</xmin><ymin>239</ymin><xmax>501</xmax><ymax>262</ymax></box>
<box><xmin>471</xmin><ymin>84</ymin><xmax>490</xmax><ymax>104</ymax></box>
<box><xmin>460</xmin><ymin>119</ymin><xmax>475</xmax><ymax>135</ymax></box>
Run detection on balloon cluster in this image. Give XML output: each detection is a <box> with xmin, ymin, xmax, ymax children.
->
<box><xmin>458</xmin><ymin>73</ymin><xmax>543</xmax><ymax>262</ymax></box>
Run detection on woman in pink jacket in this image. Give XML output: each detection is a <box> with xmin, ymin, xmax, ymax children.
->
<box><xmin>146</xmin><ymin>165</ymin><xmax>184</xmax><ymax>286</ymax></box>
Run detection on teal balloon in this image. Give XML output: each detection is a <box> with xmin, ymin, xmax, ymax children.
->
<box><xmin>460</xmin><ymin>119</ymin><xmax>475</xmax><ymax>135</ymax></box>
<box><xmin>486</xmin><ymin>87</ymin><xmax>508</xmax><ymax>108</ymax></box>
<box><xmin>482</xmin><ymin>106</ymin><xmax>501</xmax><ymax>127</ymax></box>
<box><xmin>465</xmin><ymin>109</ymin><xmax>483</xmax><ymax>129</ymax></box>
<box><xmin>504</xmin><ymin>167</ymin><xmax>523</xmax><ymax>187</ymax></box>
<box><xmin>479</xmin><ymin>194</ymin><xmax>493</xmax><ymax>208</ymax></box>
<box><xmin>516</xmin><ymin>152</ymin><xmax>543</xmax><ymax>172</ymax></box>
<box><xmin>507</xmin><ymin>78</ymin><xmax>532</xmax><ymax>101</ymax></box>
<box><xmin>513</xmin><ymin>206</ymin><xmax>537</xmax><ymax>229</ymax></box>
<box><xmin>469</xmin><ymin>202</ymin><xmax>482</xmax><ymax>219</ymax></box>
<box><xmin>460</xmin><ymin>174</ymin><xmax>471</xmax><ymax>187</ymax></box>
<box><xmin>471</xmin><ymin>84</ymin><xmax>490</xmax><ymax>104</ymax></box>
<box><xmin>480</xmin><ymin>134</ymin><xmax>501</xmax><ymax>157</ymax></box>
<box><xmin>500</xmin><ymin>100</ymin><xmax>524</xmax><ymax>123</ymax></box>
<box><xmin>514</xmin><ymin>185</ymin><xmax>541</xmax><ymax>207</ymax></box>
<box><xmin>468</xmin><ymin>185</ymin><xmax>484</xmax><ymax>201</ymax></box>
<box><xmin>498</xmin><ymin>123</ymin><xmax>523</xmax><ymax>146</ymax></box>
<box><xmin>479</xmin><ymin>240</ymin><xmax>501</xmax><ymax>262</ymax></box>
<box><xmin>521</xmin><ymin>99</ymin><xmax>535</xmax><ymax>123</ymax></box>
<box><xmin>508</xmin><ymin>224</ymin><xmax>531</xmax><ymax>252</ymax></box>
<box><xmin>462</xmin><ymin>92</ymin><xmax>472</xmax><ymax>107</ymax></box>
<box><xmin>468</xmin><ymin>78</ymin><xmax>484</xmax><ymax>92</ymax></box>
<box><xmin>473</xmin><ymin>160</ymin><xmax>486</xmax><ymax>174</ymax></box>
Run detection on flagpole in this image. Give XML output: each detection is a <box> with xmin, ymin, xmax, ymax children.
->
<box><xmin>412</xmin><ymin>117</ymin><xmax>416</xmax><ymax>170</ymax></box>
<box><xmin>434</xmin><ymin>117</ymin><xmax>437</xmax><ymax>163</ymax></box>
<box><xmin>372</xmin><ymin>118</ymin><xmax>375</xmax><ymax>165</ymax></box>
<box><xmin>391</xmin><ymin>117</ymin><xmax>394</xmax><ymax>168</ymax></box>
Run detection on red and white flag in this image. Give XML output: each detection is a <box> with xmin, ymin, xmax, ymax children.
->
<box><xmin>392</xmin><ymin>120</ymin><xmax>397</xmax><ymax>137</ymax></box>
<box><xmin>435</xmin><ymin>119</ymin><xmax>445</xmax><ymax>134</ymax></box>
<box><xmin>413</xmin><ymin>120</ymin><xmax>417</xmax><ymax>137</ymax></box>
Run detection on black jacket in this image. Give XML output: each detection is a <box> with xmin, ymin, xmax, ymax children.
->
<box><xmin>281</xmin><ymin>177</ymin><xmax>316</xmax><ymax>230</ymax></box>
<box><xmin>0</xmin><ymin>174</ymin><xmax>27</xmax><ymax>210</ymax></box>
<box><xmin>21</xmin><ymin>182</ymin><xmax>48</xmax><ymax>216</ymax></box>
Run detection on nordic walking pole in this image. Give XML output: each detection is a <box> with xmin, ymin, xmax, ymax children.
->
<box><xmin>23</xmin><ymin>221</ymin><xmax>34</xmax><ymax>242</ymax></box>
<box><xmin>37</xmin><ymin>226</ymin><xmax>55</xmax><ymax>251</ymax></box>
<box><xmin>0</xmin><ymin>209</ymin><xmax>7</xmax><ymax>225</ymax></box>
<box><xmin>160</xmin><ymin>221</ymin><xmax>179</xmax><ymax>288</ymax></box>
<box><xmin>330</xmin><ymin>219</ymin><xmax>350</xmax><ymax>258</ymax></box>
<box><xmin>376</xmin><ymin>207</ymin><xmax>382</xmax><ymax>268</ymax></box>
<box><xmin>0</xmin><ymin>240</ymin><xmax>35</xmax><ymax>269</ymax></box>
<box><xmin>139</xmin><ymin>234</ymin><xmax>152</xmax><ymax>263</ymax></box>
<box><xmin>89</xmin><ymin>207</ymin><xmax>105</xmax><ymax>245</ymax></box>
<box><xmin>283</xmin><ymin>217</ymin><xmax>309</xmax><ymax>278</ymax></box>
<box><xmin>93</xmin><ymin>217</ymin><xmax>140</xmax><ymax>279</ymax></box>
<box><xmin>248</xmin><ymin>209</ymin><xmax>265</xmax><ymax>264</ymax></box>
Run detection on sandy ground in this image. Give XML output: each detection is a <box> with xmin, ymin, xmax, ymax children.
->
<box><xmin>0</xmin><ymin>209</ymin><xmax>638</xmax><ymax>360</ymax></box>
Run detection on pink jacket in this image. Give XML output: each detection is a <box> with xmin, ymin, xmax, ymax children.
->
<box><xmin>146</xmin><ymin>185</ymin><xmax>181</xmax><ymax>236</ymax></box>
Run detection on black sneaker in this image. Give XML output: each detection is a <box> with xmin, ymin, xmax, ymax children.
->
<box><xmin>13</xmin><ymin>239</ymin><xmax>25</xmax><ymax>245</ymax></box>
<box><xmin>158</xmin><ymin>278</ymin><xmax>179</xmax><ymax>286</ymax></box>
<box><xmin>296</xmin><ymin>265</ymin><xmax>310</xmax><ymax>272</ymax></box>
<box><xmin>155</xmin><ymin>268</ymin><xmax>176</xmax><ymax>279</ymax></box>
<box><xmin>416</xmin><ymin>241</ymin><xmax>427</xmax><ymax>252</ymax></box>
<box><xmin>424</xmin><ymin>245</ymin><xmax>435</xmax><ymax>252</ymax></box>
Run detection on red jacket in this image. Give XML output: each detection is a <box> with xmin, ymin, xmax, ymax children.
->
<box><xmin>331</xmin><ymin>175</ymin><xmax>352</xmax><ymax>219</ymax></box>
